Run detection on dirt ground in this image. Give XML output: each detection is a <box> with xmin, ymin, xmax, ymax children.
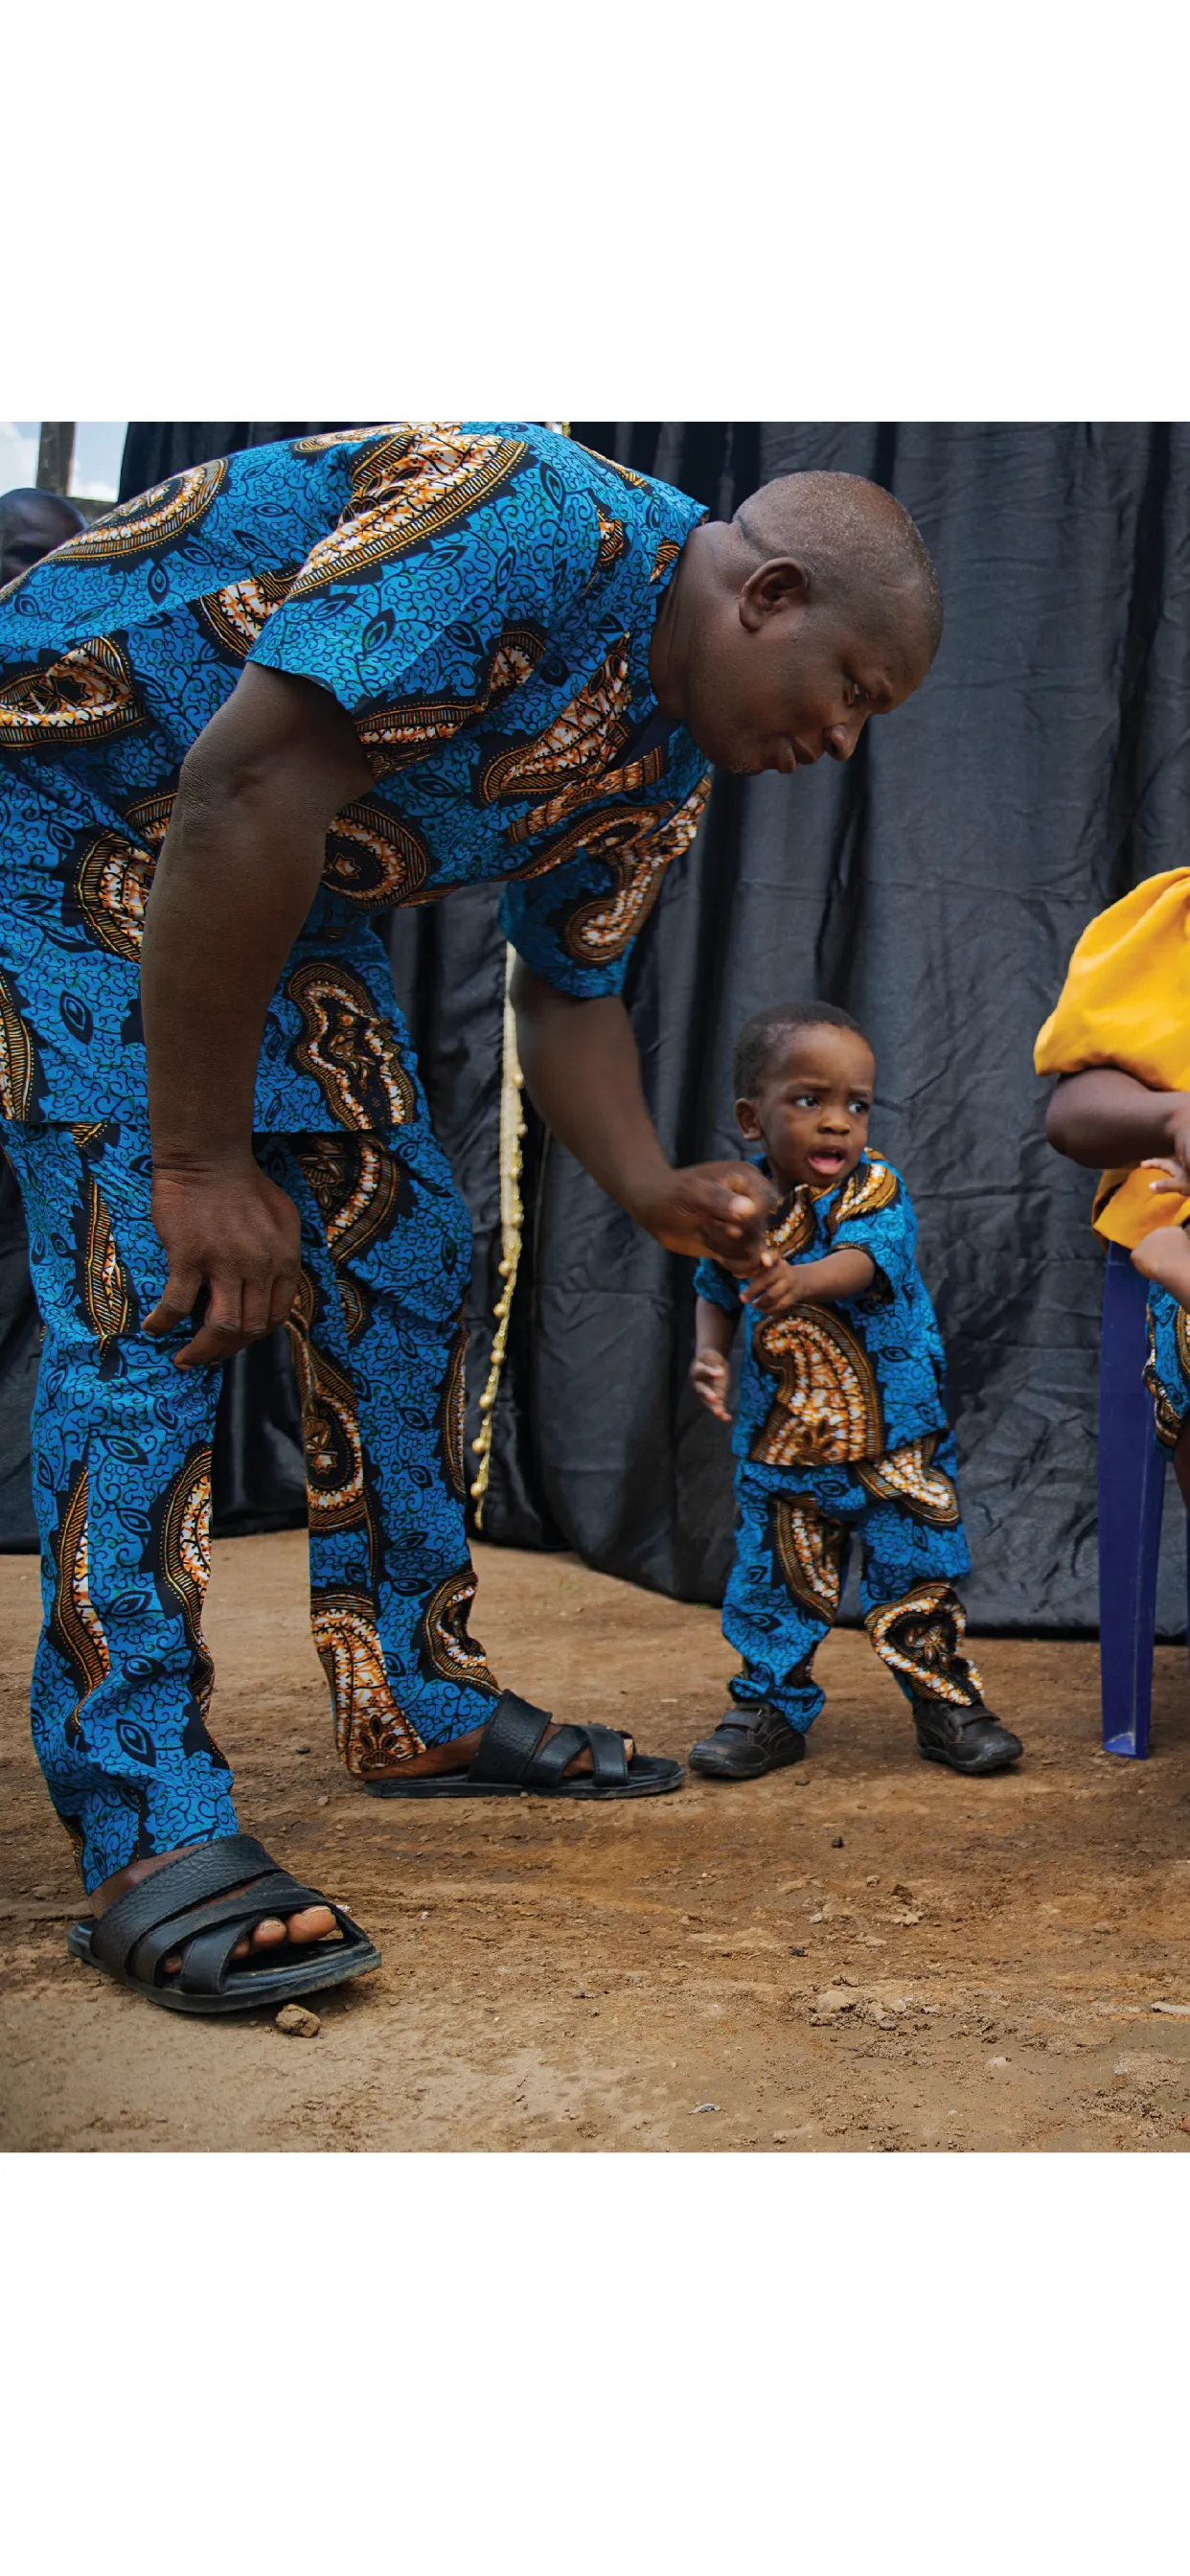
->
<box><xmin>5</xmin><ymin>1530</ymin><xmax>1190</xmax><ymax>2153</ymax></box>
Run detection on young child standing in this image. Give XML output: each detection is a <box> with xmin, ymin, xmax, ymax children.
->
<box><xmin>688</xmin><ymin>1002</ymin><xmax>1022</xmax><ymax>1780</ymax></box>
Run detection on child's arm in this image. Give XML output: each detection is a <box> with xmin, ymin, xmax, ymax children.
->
<box><xmin>1131</xmin><ymin>1226</ymin><xmax>1190</xmax><ymax>1306</ymax></box>
<box><xmin>1132</xmin><ymin>1155</ymin><xmax>1190</xmax><ymax>1306</ymax></box>
<box><xmin>691</xmin><ymin>1296</ymin><xmax>737</xmax><ymax>1423</ymax></box>
<box><xmin>741</xmin><ymin>1246</ymin><xmax>876</xmax><ymax>1316</ymax></box>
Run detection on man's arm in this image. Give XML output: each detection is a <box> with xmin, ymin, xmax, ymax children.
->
<box><xmin>140</xmin><ymin>663</ymin><xmax>374</xmax><ymax>1368</ymax></box>
<box><xmin>511</xmin><ymin>963</ymin><xmax>775</xmax><ymax>1267</ymax></box>
<box><xmin>1045</xmin><ymin>1069</ymin><xmax>1190</xmax><ymax>1170</ymax></box>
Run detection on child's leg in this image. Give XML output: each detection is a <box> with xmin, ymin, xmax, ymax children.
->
<box><xmin>857</xmin><ymin>1434</ymin><xmax>1022</xmax><ymax>1772</ymax></box>
<box><xmin>690</xmin><ymin>1465</ymin><xmax>860</xmax><ymax>1776</ymax></box>
<box><xmin>724</xmin><ymin>1469</ymin><xmax>851</xmax><ymax>1729</ymax></box>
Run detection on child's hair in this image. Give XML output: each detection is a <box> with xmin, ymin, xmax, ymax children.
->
<box><xmin>733</xmin><ymin>1000</ymin><xmax>866</xmax><ymax>1098</ymax></box>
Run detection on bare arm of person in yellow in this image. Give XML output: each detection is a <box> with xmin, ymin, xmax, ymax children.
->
<box><xmin>1045</xmin><ymin>1067</ymin><xmax>1190</xmax><ymax>1174</ymax></box>
<box><xmin>1038</xmin><ymin>869</ymin><xmax>1190</xmax><ymax>1301</ymax></box>
<box><xmin>1047</xmin><ymin>1064</ymin><xmax>1190</xmax><ymax>1303</ymax></box>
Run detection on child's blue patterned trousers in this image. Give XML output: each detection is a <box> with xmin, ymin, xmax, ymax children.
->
<box><xmin>723</xmin><ymin>1433</ymin><xmax>983</xmax><ymax>1733</ymax></box>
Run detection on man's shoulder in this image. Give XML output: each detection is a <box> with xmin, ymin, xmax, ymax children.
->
<box><xmin>479</xmin><ymin>427</ymin><xmax>707</xmax><ymax>596</ymax></box>
<box><xmin>0</xmin><ymin>436</ymin><xmax>328</xmax><ymax>661</ymax></box>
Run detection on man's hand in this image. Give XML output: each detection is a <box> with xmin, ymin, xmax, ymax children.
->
<box><xmin>690</xmin><ymin>1347</ymin><xmax>732</xmax><ymax>1423</ymax></box>
<box><xmin>740</xmin><ymin>1257</ymin><xmax>804</xmax><ymax>1317</ymax></box>
<box><xmin>511</xmin><ymin>972</ymin><xmax>778</xmax><ymax>1266</ymax></box>
<box><xmin>633</xmin><ymin>1162</ymin><xmax>777</xmax><ymax>1267</ymax></box>
<box><xmin>144</xmin><ymin>1162</ymin><xmax>302</xmax><ymax>1368</ymax></box>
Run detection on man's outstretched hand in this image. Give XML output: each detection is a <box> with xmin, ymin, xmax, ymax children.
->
<box><xmin>144</xmin><ymin>1162</ymin><xmax>302</xmax><ymax>1368</ymax></box>
<box><xmin>633</xmin><ymin>1162</ymin><xmax>777</xmax><ymax>1268</ymax></box>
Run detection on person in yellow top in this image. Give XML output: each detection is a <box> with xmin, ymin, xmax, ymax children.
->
<box><xmin>1037</xmin><ymin>868</ymin><xmax>1190</xmax><ymax>1501</ymax></box>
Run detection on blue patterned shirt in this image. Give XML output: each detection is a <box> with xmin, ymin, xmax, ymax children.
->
<box><xmin>694</xmin><ymin>1154</ymin><xmax>950</xmax><ymax>1470</ymax></box>
<box><xmin>0</xmin><ymin>424</ymin><xmax>709</xmax><ymax>1130</ymax></box>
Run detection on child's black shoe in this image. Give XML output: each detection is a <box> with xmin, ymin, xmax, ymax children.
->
<box><xmin>688</xmin><ymin>1705</ymin><xmax>807</xmax><ymax>1779</ymax></box>
<box><xmin>912</xmin><ymin>1695</ymin><xmax>1022</xmax><ymax>1774</ymax></box>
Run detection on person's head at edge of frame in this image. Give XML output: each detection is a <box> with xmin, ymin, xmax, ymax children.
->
<box><xmin>730</xmin><ymin>1001</ymin><xmax>876</xmax><ymax>1198</ymax></box>
<box><xmin>0</xmin><ymin>488</ymin><xmax>86</xmax><ymax>589</ymax></box>
<box><xmin>653</xmin><ymin>468</ymin><xmax>941</xmax><ymax>778</ymax></box>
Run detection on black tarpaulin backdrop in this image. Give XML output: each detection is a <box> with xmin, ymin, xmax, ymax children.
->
<box><xmin>3</xmin><ymin>422</ymin><xmax>1189</xmax><ymax>1635</ymax></box>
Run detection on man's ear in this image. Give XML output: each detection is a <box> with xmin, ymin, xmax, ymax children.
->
<box><xmin>739</xmin><ymin>557</ymin><xmax>810</xmax><ymax>634</ymax></box>
<box><xmin>736</xmin><ymin>1097</ymin><xmax>764</xmax><ymax>1141</ymax></box>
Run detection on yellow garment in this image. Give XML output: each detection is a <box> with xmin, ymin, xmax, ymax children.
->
<box><xmin>1033</xmin><ymin>867</ymin><xmax>1190</xmax><ymax>1247</ymax></box>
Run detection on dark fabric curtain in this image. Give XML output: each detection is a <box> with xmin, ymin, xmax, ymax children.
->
<box><xmin>4</xmin><ymin>422</ymin><xmax>1189</xmax><ymax>1634</ymax></box>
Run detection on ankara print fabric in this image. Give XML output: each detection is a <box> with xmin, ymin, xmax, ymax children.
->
<box><xmin>0</xmin><ymin>426</ymin><xmax>708</xmax><ymax>1128</ymax></box>
<box><xmin>722</xmin><ymin>1442</ymin><xmax>978</xmax><ymax>1734</ymax></box>
<box><xmin>5</xmin><ymin>1067</ymin><xmax>500</xmax><ymax>1892</ymax></box>
<box><xmin>693</xmin><ymin>1154</ymin><xmax>950</xmax><ymax>1470</ymax></box>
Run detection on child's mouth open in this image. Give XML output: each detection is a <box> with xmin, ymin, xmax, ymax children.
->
<box><xmin>807</xmin><ymin>1147</ymin><xmax>849</xmax><ymax>1179</ymax></box>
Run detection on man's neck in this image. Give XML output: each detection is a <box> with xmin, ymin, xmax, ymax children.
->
<box><xmin>648</xmin><ymin>522</ymin><xmax>712</xmax><ymax>720</ymax></box>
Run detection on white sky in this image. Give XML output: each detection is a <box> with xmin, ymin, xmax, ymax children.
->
<box><xmin>0</xmin><ymin>421</ymin><xmax>127</xmax><ymax>503</ymax></box>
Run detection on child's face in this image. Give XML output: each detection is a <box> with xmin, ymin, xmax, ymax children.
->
<box><xmin>736</xmin><ymin>1024</ymin><xmax>875</xmax><ymax>1193</ymax></box>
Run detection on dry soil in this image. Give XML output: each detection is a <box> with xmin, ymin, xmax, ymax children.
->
<box><xmin>4</xmin><ymin>1532</ymin><xmax>1190</xmax><ymax>2152</ymax></box>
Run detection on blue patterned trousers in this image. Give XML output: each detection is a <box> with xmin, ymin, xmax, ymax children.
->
<box><xmin>4</xmin><ymin>1103</ymin><xmax>500</xmax><ymax>1893</ymax></box>
<box><xmin>723</xmin><ymin>1433</ymin><xmax>982</xmax><ymax>1734</ymax></box>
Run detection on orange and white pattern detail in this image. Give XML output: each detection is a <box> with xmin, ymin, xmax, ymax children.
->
<box><xmin>286</xmin><ymin>426</ymin><xmax>529</xmax><ymax>598</ymax></box>
<box><xmin>0</xmin><ymin>972</ymin><xmax>40</xmax><ymax>1119</ymax></box>
<box><xmin>863</xmin><ymin>1580</ymin><xmax>984</xmax><ymax>1707</ymax></box>
<box><xmin>0</xmin><ymin>636</ymin><xmax>142</xmax><ymax>751</ymax></box>
<box><xmin>856</xmin><ymin>1436</ymin><xmax>961</xmax><ymax>1526</ymax></box>
<box><xmin>561</xmin><ymin>772</ymin><xmax>712</xmax><ymax>966</ymax></box>
<box><xmin>46</xmin><ymin>462</ymin><xmax>228</xmax><ymax>567</ymax></box>
<box><xmin>311</xmin><ymin>1590</ymin><xmax>426</xmax><ymax>1774</ymax></box>
<box><xmin>419</xmin><ymin>1566</ymin><xmax>499</xmax><ymax>1694</ymax></box>
<box><xmin>770</xmin><ymin>1492</ymin><xmax>848</xmax><ymax>1622</ymax></box>
<box><xmin>482</xmin><ymin>639</ymin><xmax>635</xmax><ymax>813</ymax></box>
<box><xmin>355</xmin><ymin>623</ymin><xmax>546</xmax><ymax>778</ymax></box>
<box><xmin>750</xmin><ymin>1300</ymin><xmax>884</xmax><ymax>1470</ymax></box>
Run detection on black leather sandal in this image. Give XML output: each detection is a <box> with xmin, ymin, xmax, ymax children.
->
<box><xmin>67</xmin><ymin>1833</ymin><xmax>381</xmax><ymax>2015</ymax></box>
<box><xmin>363</xmin><ymin>1689</ymin><xmax>683</xmax><ymax>1800</ymax></box>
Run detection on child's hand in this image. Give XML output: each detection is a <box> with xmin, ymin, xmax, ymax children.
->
<box><xmin>1131</xmin><ymin>1224</ymin><xmax>1190</xmax><ymax>1307</ymax></box>
<box><xmin>690</xmin><ymin>1349</ymin><xmax>732</xmax><ymax>1423</ymax></box>
<box><xmin>741</xmin><ymin>1259</ymin><xmax>804</xmax><ymax>1317</ymax></box>
<box><xmin>1142</xmin><ymin>1154</ymin><xmax>1190</xmax><ymax>1199</ymax></box>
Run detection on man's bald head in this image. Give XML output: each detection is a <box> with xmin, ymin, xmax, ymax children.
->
<box><xmin>0</xmin><ymin>488</ymin><xmax>86</xmax><ymax>588</ymax></box>
<box><xmin>734</xmin><ymin>472</ymin><xmax>942</xmax><ymax>662</ymax></box>
<box><xmin>650</xmin><ymin>468</ymin><xmax>942</xmax><ymax>778</ymax></box>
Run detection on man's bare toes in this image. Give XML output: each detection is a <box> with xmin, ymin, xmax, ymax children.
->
<box><xmin>161</xmin><ymin>1906</ymin><xmax>336</xmax><ymax>1976</ymax></box>
<box><xmin>260</xmin><ymin>1904</ymin><xmax>338</xmax><ymax>1947</ymax></box>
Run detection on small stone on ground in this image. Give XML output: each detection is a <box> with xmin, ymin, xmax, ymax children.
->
<box><xmin>275</xmin><ymin>2003</ymin><xmax>321</xmax><ymax>2036</ymax></box>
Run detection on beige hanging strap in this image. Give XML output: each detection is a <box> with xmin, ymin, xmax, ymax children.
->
<box><xmin>469</xmin><ymin>946</ymin><xmax>528</xmax><ymax>1525</ymax></box>
<box><xmin>469</xmin><ymin>420</ymin><xmax>569</xmax><ymax>1529</ymax></box>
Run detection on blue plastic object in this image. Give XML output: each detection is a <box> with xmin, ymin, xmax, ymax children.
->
<box><xmin>1097</xmin><ymin>1242</ymin><xmax>1190</xmax><ymax>1757</ymax></box>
